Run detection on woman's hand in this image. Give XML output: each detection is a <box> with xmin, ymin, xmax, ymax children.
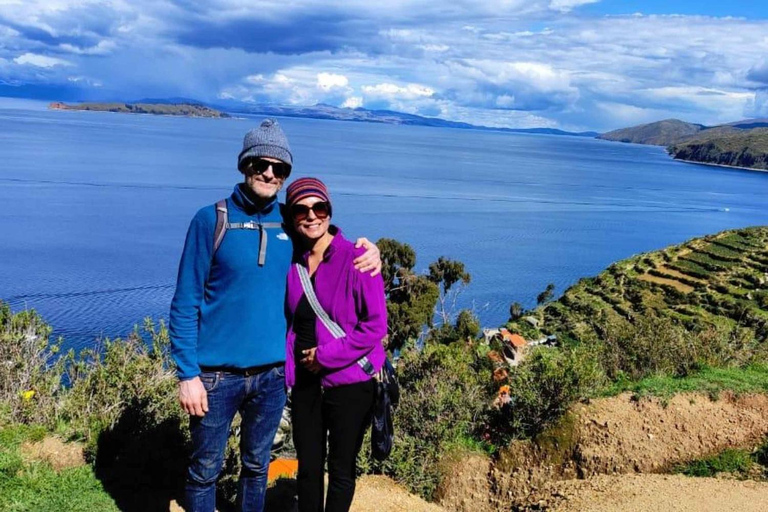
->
<box><xmin>300</xmin><ymin>348</ymin><xmax>322</xmax><ymax>374</ymax></box>
<box><xmin>353</xmin><ymin>237</ymin><xmax>381</xmax><ymax>276</ymax></box>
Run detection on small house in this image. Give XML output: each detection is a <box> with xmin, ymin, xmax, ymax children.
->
<box><xmin>497</xmin><ymin>328</ymin><xmax>528</xmax><ymax>367</ymax></box>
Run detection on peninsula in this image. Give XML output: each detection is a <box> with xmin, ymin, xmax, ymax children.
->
<box><xmin>599</xmin><ymin>118</ymin><xmax>768</xmax><ymax>170</ymax></box>
<box><xmin>49</xmin><ymin>102</ymin><xmax>230</xmax><ymax>118</ymax></box>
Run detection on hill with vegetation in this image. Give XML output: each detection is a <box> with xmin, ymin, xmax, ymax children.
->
<box><xmin>668</xmin><ymin>127</ymin><xmax>768</xmax><ymax>170</ymax></box>
<box><xmin>49</xmin><ymin>102</ymin><xmax>230</xmax><ymax>118</ymax></box>
<box><xmin>512</xmin><ymin>227</ymin><xmax>768</xmax><ymax>376</ymax></box>
<box><xmin>598</xmin><ymin>118</ymin><xmax>768</xmax><ymax>170</ymax></box>
<box><xmin>598</xmin><ymin>119</ymin><xmax>705</xmax><ymax>145</ymax></box>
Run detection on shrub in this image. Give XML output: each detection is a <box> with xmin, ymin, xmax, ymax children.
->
<box><xmin>60</xmin><ymin>320</ymin><xmax>189</xmax><ymax>500</ymax></box>
<box><xmin>61</xmin><ymin>320</ymin><xmax>182</xmax><ymax>452</ymax></box>
<box><xmin>0</xmin><ymin>303</ymin><xmax>64</xmax><ymax>426</ymax></box>
<box><xmin>361</xmin><ymin>341</ymin><xmax>494</xmax><ymax>500</ymax></box>
<box><xmin>488</xmin><ymin>344</ymin><xmax>604</xmax><ymax>443</ymax></box>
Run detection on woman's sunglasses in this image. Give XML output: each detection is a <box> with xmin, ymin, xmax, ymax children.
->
<box><xmin>291</xmin><ymin>201</ymin><xmax>331</xmax><ymax>221</ymax></box>
<box><xmin>241</xmin><ymin>157</ymin><xmax>291</xmax><ymax>179</ymax></box>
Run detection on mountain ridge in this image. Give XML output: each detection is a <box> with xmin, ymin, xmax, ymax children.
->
<box><xmin>598</xmin><ymin>118</ymin><xmax>768</xmax><ymax>170</ymax></box>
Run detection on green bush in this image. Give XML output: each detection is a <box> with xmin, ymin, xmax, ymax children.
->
<box><xmin>61</xmin><ymin>320</ymin><xmax>183</xmax><ymax>455</ymax></box>
<box><xmin>0</xmin><ymin>303</ymin><xmax>64</xmax><ymax>426</ymax></box>
<box><xmin>488</xmin><ymin>344</ymin><xmax>604</xmax><ymax>443</ymax></box>
<box><xmin>361</xmin><ymin>341</ymin><xmax>494</xmax><ymax>500</ymax></box>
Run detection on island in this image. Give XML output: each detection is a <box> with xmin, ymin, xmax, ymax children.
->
<box><xmin>49</xmin><ymin>102</ymin><xmax>230</xmax><ymax>118</ymax></box>
<box><xmin>599</xmin><ymin>118</ymin><xmax>768</xmax><ymax>171</ymax></box>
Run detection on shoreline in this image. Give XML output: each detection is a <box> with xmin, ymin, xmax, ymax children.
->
<box><xmin>668</xmin><ymin>154</ymin><xmax>768</xmax><ymax>174</ymax></box>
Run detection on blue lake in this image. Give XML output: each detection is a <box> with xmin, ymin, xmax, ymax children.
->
<box><xmin>1</xmin><ymin>105</ymin><xmax>767</xmax><ymax>352</ymax></box>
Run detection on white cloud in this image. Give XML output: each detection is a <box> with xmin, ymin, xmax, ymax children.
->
<box><xmin>362</xmin><ymin>82</ymin><xmax>434</xmax><ymax>99</ymax></box>
<box><xmin>341</xmin><ymin>96</ymin><xmax>363</xmax><ymax>108</ymax></box>
<box><xmin>58</xmin><ymin>40</ymin><xmax>117</xmax><ymax>56</ymax></box>
<box><xmin>14</xmin><ymin>53</ymin><xmax>71</xmax><ymax>67</ymax></box>
<box><xmin>66</xmin><ymin>75</ymin><xmax>102</xmax><ymax>87</ymax></box>
<box><xmin>316</xmin><ymin>72</ymin><xmax>349</xmax><ymax>91</ymax></box>
<box><xmin>549</xmin><ymin>0</ymin><xmax>600</xmax><ymax>13</ymax></box>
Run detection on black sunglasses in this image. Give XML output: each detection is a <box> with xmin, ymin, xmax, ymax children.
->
<box><xmin>291</xmin><ymin>201</ymin><xmax>331</xmax><ymax>221</ymax></box>
<box><xmin>241</xmin><ymin>157</ymin><xmax>291</xmax><ymax>179</ymax></box>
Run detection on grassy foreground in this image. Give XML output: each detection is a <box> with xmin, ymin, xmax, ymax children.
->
<box><xmin>0</xmin><ymin>425</ymin><xmax>119</xmax><ymax>512</ymax></box>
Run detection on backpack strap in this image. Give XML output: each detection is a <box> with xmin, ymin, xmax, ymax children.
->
<box><xmin>258</xmin><ymin>222</ymin><xmax>283</xmax><ymax>266</ymax></box>
<box><xmin>213</xmin><ymin>197</ymin><xmax>283</xmax><ymax>266</ymax></box>
<box><xmin>295</xmin><ymin>263</ymin><xmax>375</xmax><ymax>377</ymax></box>
<box><xmin>213</xmin><ymin>199</ymin><xmax>228</xmax><ymax>254</ymax></box>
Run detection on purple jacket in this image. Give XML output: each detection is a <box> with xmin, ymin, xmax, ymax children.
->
<box><xmin>285</xmin><ymin>229</ymin><xmax>388</xmax><ymax>388</ymax></box>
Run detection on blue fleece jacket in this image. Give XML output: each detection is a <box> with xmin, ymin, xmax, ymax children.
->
<box><xmin>169</xmin><ymin>184</ymin><xmax>293</xmax><ymax>380</ymax></box>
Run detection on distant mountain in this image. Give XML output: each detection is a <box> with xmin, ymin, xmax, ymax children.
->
<box><xmin>668</xmin><ymin>127</ymin><xmax>768</xmax><ymax>170</ymax></box>
<box><xmin>599</xmin><ymin>117</ymin><xmax>768</xmax><ymax>171</ymax></box>
<box><xmin>598</xmin><ymin>119</ymin><xmax>706</xmax><ymax>145</ymax></box>
<box><xmin>217</xmin><ymin>101</ymin><xmax>598</xmax><ymax>137</ymax></box>
<box><xmin>49</xmin><ymin>101</ymin><xmax>230</xmax><ymax>118</ymax></box>
<box><xmin>52</xmin><ymin>97</ymin><xmax>598</xmax><ymax>137</ymax></box>
<box><xmin>723</xmin><ymin>118</ymin><xmax>768</xmax><ymax>130</ymax></box>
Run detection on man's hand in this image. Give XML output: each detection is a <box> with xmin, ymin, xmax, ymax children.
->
<box><xmin>353</xmin><ymin>237</ymin><xmax>381</xmax><ymax>276</ymax></box>
<box><xmin>179</xmin><ymin>377</ymin><xmax>209</xmax><ymax>417</ymax></box>
<box><xmin>300</xmin><ymin>348</ymin><xmax>322</xmax><ymax>374</ymax></box>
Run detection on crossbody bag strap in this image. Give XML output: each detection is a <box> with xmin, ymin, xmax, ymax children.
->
<box><xmin>295</xmin><ymin>263</ymin><xmax>375</xmax><ymax>377</ymax></box>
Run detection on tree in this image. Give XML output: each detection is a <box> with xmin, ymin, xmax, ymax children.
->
<box><xmin>537</xmin><ymin>283</ymin><xmax>556</xmax><ymax>305</ymax></box>
<box><xmin>378</xmin><ymin>238</ymin><xmax>439</xmax><ymax>351</ymax></box>
<box><xmin>455</xmin><ymin>309</ymin><xmax>480</xmax><ymax>341</ymax></box>
<box><xmin>509</xmin><ymin>302</ymin><xmax>524</xmax><ymax>321</ymax></box>
<box><xmin>428</xmin><ymin>257</ymin><xmax>471</xmax><ymax>325</ymax></box>
<box><xmin>377</xmin><ymin>238</ymin><xmax>417</xmax><ymax>294</ymax></box>
<box><xmin>425</xmin><ymin>309</ymin><xmax>480</xmax><ymax>345</ymax></box>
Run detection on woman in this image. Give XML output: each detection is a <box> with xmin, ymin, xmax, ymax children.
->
<box><xmin>284</xmin><ymin>177</ymin><xmax>388</xmax><ymax>512</ymax></box>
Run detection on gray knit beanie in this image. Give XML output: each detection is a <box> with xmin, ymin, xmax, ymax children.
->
<box><xmin>237</xmin><ymin>118</ymin><xmax>293</xmax><ymax>172</ymax></box>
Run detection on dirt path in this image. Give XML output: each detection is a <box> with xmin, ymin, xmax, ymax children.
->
<box><xmin>554</xmin><ymin>474</ymin><xmax>768</xmax><ymax>512</ymax></box>
<box><xmin>352</xmin><ymin>476</ymin><xmax>445</xmax><ymax>512</ymax></box>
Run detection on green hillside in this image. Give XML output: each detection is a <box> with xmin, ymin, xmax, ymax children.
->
<box><xmin>668</xmin><ymin>128</ymin><xmax>768</xmax><ymax>170</ymax></box>
<box><xmin>521</xmin><ymin>227</ymin><xmax>768</xmax><ymax>353</ymax></box>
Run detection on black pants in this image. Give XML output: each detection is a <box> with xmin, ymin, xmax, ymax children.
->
<box><xmin>291</xmin><ymin>368</ymin><xmax>375</xmax><ymax>512</ymax></box>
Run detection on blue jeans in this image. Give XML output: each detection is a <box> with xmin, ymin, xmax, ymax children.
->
<box><xmin>185</xmin><ymin>365</ymin><xmax>287</xmax><ymax>512</ymax></box>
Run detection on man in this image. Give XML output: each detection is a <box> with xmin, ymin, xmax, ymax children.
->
<box><xmin>169</xmin><ymin>119</ymin><xmax>379</xmax><ymax>512</ymax></box>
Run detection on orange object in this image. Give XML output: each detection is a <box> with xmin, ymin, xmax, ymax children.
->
<box><xmin>507</xmin><ymin>333</ymin><xmax>526</xmax><ymax>348</ymax></box>
<box><xmin>492</xmin><ymin>367</ymin><xmax>509</xmax><ymax>383</ymax></box>
<box><xmin>268</xmin><ymin>458</ymin><xmax>299</xmax><ymax>482</ymax></box>
<box><xmin>499</xmin><ymin>329</ymin><xmax>527</xmax><ymax>348</ymax></box>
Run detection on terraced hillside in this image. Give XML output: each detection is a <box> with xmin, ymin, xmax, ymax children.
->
<box><xmin>533</xmin><ymin>227</ymin><xmax>768</xmax><ymax>347</ymax></box>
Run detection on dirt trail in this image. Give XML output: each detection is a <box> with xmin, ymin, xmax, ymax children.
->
<box><xmin>352</xmin><ymin>475</ymin><xmax>445</xmax><ymax>512</ymax></box>
<box><xmin>554</xmin><ymin>474</ymin><xmax>768</xmax><ymax>512</ymax></box>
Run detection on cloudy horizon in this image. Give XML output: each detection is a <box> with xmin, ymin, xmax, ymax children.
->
<box><xmin>1</xmin><ymin>0</ymin><xmax>767</xmax><ymax>132</ymax></box>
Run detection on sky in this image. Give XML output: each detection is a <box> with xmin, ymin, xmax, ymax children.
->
<box><xmin>1</xmin><ymin>1</ymin><xmax>767</xmax><ymax>131</ymax></box>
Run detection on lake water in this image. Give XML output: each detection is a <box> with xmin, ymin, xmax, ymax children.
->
<box><xmin>1</xmin><ymin>105</ymin><xmax>767</xmax><ymax>352</ymax></box>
